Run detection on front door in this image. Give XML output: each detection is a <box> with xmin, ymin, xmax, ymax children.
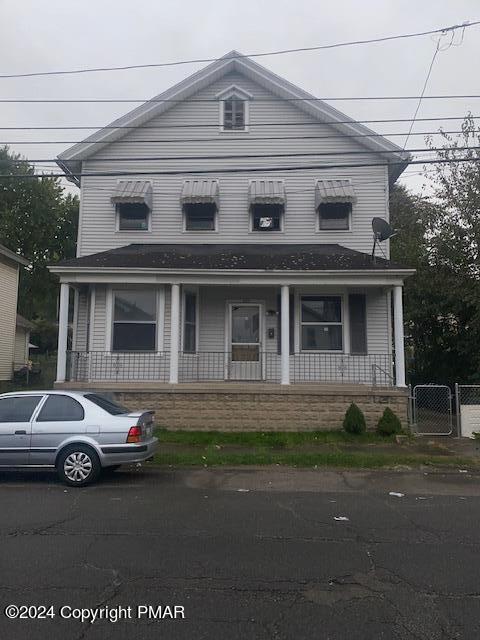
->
<box><xmin>228</xmin><ymin>303</ymin><xmax>263</xmax><ymax>380</ymax></box>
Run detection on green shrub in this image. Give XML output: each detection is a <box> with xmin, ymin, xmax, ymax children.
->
<box><xmin>376</xmin><ymin>407</ymin><xmax>402</xmax><ymax>436</ymax></box>
<box><xmin>342</xmin><ymin>403</ymin><xmax>366</xmax><ymax>435</ymax></box>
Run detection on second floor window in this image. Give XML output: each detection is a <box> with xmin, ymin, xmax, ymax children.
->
<box><xmin>184</xmin><ymin>203</ymin><xmax>216</xmax><ymax>231</ymax></box>
<box><xmin>318</xmin><ymin>202</ymin><xmax>351</xmax><ymax>230</ymax></box>
<box><xmin>251</xmin><ymin>204</ymin><xmax>283</xmax><ymax>231</ymax></box>
<box><xmin>117</xmin><ymin>202</ymin><xmax>149</xmax><ymax>231</ymax></box>
<box><xmin>223</xmin><ymin>96</ymin><xmax>246</xmax><ymax>130</ymax></box>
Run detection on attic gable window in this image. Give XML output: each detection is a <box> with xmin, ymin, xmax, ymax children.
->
<box><xmin>315</xmin><ymin>179</ymin><xmax>356</xmax><ymax>231</ymax></box>
<box><xmin>224</xmin><ymin>96</ymin><xmax>245</xmax><ymax>130</ymax></box>
<box><xmin>216</xmin><ymin>85</ymin><xmax>252</xmax><ymax>132</ymax></box>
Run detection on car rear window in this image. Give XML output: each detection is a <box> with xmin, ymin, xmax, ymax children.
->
<box><xmin>0</xmin><ymin>396</ymin><xmax>43</xmax><ymax>422</ymax></box>
<box><xmin>85</xmin><ymin>394</ymin><xmax>130</xmax><ymax>416</ymax></box>
<box><xmin>36</xmin><ymin>395</ymin><xmax>85</xmax><ymax>422</ymax></box>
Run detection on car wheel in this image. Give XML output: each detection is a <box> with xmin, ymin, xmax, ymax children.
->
<box><xmin>57</xmin><ymin>445</ymin><xmax>101</xmax><ymax>487</ymax></box>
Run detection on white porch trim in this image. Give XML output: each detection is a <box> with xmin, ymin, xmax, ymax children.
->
<box><xmin>280</xmin><ymin>285</ymin><xmax>290</xmax><ymax>385</ymax></box>
<box><xmin>393</xmin><ymin>285</ymin><xmax>406</xmax><ymax>387</ymax></box>
<box><xmin>169</xmin><ymin>284</ymin><xmax>181</xmax><ymax>383</ymax></box>
<box><xmin>55</xmin><ymin>283</ymin><xmax>70</xmax><ymax>383</ymax></box>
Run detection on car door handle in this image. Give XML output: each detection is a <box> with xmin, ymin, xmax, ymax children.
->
<box><xmin>14</xmin><ymin>430</ymin><xmax>27</xmax><ymax>435</ymax></box>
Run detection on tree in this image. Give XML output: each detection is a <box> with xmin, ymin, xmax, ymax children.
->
<box><xmin>0</xmin><ymin>146</ymin><xmax>79</xmax><ymax>323</ymax></box>
<box><xmin>390</xmin><ymin>116</ymin><xmax>480</xmax><ymax>386</ymax></box>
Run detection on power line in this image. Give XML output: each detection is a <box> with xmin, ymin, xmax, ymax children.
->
<box><xmin>1</xmin><ymin>21</ymin><xmax>477</xmax><ymax>79</ymax></box>
<box><xmin>0</xmin><ymin>115</ymin><xmax>475</xmax><ymax>132</ymax></box>
<box><xmin>1</xmin><ymin>94</ymin><xmax>480</xmax><ymax>103</ymax></box>
<box><xmin>8</xmin><ymin>145</ymin><xmax>476</xmax><ymax>164</ymax></box>
<box><xmin>2</xmin><ymin>155</ymin><xmax>479</xmax><ymax>179</ymax></box>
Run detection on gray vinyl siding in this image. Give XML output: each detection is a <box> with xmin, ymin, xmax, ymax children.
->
<box><xmin>74</xmin><ymin>290</ymin><xmax>89</xmax><ymax>351</ymax></box>
<box><xmin>77</xmin><ymin>71</ymin><xmax>389</xmax><ymax>257</ymax></box>
<box><xmin>91</xmin><ymin>286</ymin><xmax>107</xmax><ymax>351</ymax></box>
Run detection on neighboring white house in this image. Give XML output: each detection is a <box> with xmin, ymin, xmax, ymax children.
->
<box><xmin>0</xmin><ymin>244</ymin><xmax>29</xmax><ymax>381</ymax></box>
<box><xmin>49</xmin><ymin>52</ymin><xmax>414</xmax><ymax>427</ymax></box>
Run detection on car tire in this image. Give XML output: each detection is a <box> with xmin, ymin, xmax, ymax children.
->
<box><xmin>57</xmin><ymin>444</ymin><xmax>101</xmax><ymax>487</ymax></box>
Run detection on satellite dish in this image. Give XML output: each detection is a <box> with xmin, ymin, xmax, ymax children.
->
<box><xmin>371</xmin><ymin>217</ymin><xmax>396</xmax><ymax>262</ymax></box>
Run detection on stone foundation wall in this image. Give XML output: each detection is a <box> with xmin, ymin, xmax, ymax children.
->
<box><xmin>112</xmin><ymin>387</ymin><xmax>408</xmax><ymax>431</ymax></box>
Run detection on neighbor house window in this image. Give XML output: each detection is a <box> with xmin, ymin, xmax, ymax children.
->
<box><xmin>318</xmin><ymin>202</ymin><xmax>351</xmax><ymax>230</ymax></box>
<box><xmin>251</xmin><ymin>204</ymin><xmax>283</xmax><ymax>231</ymax></box>
<box><xmin>301</xmin><ymin>296</ymin><xmax>343</xmax><ymax>351</ymax></box>
<box><xmin>184</xmin><ymin>203</ymin><xmax>216</xmax><ymax>231</ymax></box>
<box><xmin>183</xmin><ymin>291</ymin><xmax>197</xmax><ymax>353</ymax></box>
<box><xmin>223</xmin><ymin>96</ymin><xmax>246</xmax><ymax>130</ymax></box>
<box><xmin>112</xmin><ymin>290</ymin><xmax>157</xmax><ymax>351</ymax></box>
<box><xmin>117</xmin><ymin>202</ymin><xmax>149</xmax><ymax>231</ymax></box>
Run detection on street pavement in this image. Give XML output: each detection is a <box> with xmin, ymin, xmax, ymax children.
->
<box><xmin>0</xmin><ymin>465</ymin><xmax>479</xmax><ymax>639</ymax></box>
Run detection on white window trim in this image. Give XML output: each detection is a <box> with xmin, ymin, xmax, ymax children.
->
<box><xmin>181</xmin><ymin>286</ymin><xmax>199</xmax><ymax>355</ymax></box>
<box><xmin>182</xmin><ymin>205</ymin><xmax>218</xmax><ymax>233</ymax></box>
<box><xmin>295</xmin><ymin>292</ymin><xmax>348</xmax><ymax>354</ymax></box>
<box><xmin>108</xmin><ymin>287</ymin><xmax>160</xmax><ymax>353</ymax></box>
<box><xmin>114</xmin><ymin>202</ymin><xmax>152</xmax><ymax>233</ymax></box>
<box><xmin>217</xmin><ymin>85</ymin><xmax>252</xmax><ymax>133</ymax></box>
<box><xmin>316</xmin><ymin>201</ymin><xmax>353</xmax><ymax>233</ymax></box>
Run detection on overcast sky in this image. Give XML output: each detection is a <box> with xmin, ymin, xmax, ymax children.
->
<box><xmin>1</xmin><ymin>0</ymin><xmax>479</xmax><ymax>195</ymax></box>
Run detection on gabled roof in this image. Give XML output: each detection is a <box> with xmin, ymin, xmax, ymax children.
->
<box><xmin>0</xmin><ymin>243</ymin><xmax>28</xmax><ymax>267</ymax></box>
<box><xmin>57</xmin><ymin>50</ymin><xmax>410</xmax><ymax>185</ymax></box>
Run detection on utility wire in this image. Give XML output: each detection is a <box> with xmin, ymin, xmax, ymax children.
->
<box><xmin>2</xmin><ymin>155</ymin><xmax>479</xmax><ymax>179</ymax></box>
<box><xmin>1</xmin><ymin>94</ymin><xmax>479</xmax><ymax>103</ymax></box>
<box><xmin>0</xmin><ymin>115</ymin><xmax>475</xmax><ymax>132</ymax></box>
<box><xmin>8</xmin><ymin>145</ymin><xmax>475</xmax><ymax>164</ymax></box>
<box><xmin>0</xmin><ymin>21</ymin><xmax>477</xmax><ymax>79</ymax></box>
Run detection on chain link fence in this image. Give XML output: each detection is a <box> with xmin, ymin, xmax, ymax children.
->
<box><xmin>411</xmin><ymin>384</ymin><xmax>454</xmax><ymax>436</ymax></box>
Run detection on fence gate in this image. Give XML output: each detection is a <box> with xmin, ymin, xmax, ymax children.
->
<box><xmin>411</xmin><ymin>385</ymin><xmax>453</xmax><ymax>435</ymax></box>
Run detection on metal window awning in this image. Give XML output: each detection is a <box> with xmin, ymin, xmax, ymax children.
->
<box><xmin>249</xmin><ymin>180</ymin><xmax>286</xmax><ymax>205</ymax></box>
<box><xmin>111</xmin><ymin>180</ymin><xmax>153</xmax><ymax>210</ymax></box>
<box><xmin>181</xmin><ymin>180</ymin><xmax>219</xmax><ymax>208</ymax></box>
<box><xmin>315</xmin><ymin>179</ymin><xmax>356</xmax><ymax>206</ymax></box>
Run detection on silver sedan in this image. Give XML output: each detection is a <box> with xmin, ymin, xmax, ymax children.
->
<box><xmin>0</xmin><ymin>390</ymin><xmax>158</xmax><ymax>486</ymax></box>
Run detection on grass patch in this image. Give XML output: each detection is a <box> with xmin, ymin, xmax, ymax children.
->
<box><xmin>154</xmin><ymin>429</ymin><xmax>394</xmax><ymax>448</ymax></box>
<box><xmin>152</xmin><ymin>448</ymin><xmax>478</xmax><ymax>470</ymax></box>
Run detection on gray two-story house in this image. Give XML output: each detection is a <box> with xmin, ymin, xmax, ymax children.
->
<box><xmin>50</xmin><ymin>51</ymin><xmax>413</xmax><ymax>429</ymax></box>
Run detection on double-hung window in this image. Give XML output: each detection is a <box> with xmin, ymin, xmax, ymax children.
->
<box><xmin>223</xmin><ymin>96</ymin><xmax>246</xmax><ymax>130</ymax></box>
<box><xmin>112</xmin><ymin>290</ymin><xmax>157</xmax><ymax>351</ymax></box>
<box><xmin>318</xmin><ymin>202</ymin><xmax>351</xmax><ymax>230</ymax></box>
<box><xmin>117</xmin><ymin>202</ymin><xmax>150</xmax><ymax>231</ymax></box>
<box><xmin>301</xmin><ymin>296</ymin><xmax>343</xmax><ymax>351</ymax></box>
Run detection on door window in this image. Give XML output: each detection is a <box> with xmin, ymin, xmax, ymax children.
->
<box><xmin>231</xmin><ymin>305</ymin><xmax>260</xmax><ymax>362</ymax></box>
<box><xmin>36</xmin><ymin>395</ymin><xmax>85</xmax><ymax>422</ymax></box>
<box><xmin>0</xmin><ymin>396</ymin><xmax>42</xmax><ymax>422</ymax></box>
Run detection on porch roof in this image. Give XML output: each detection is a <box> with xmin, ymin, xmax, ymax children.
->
<box><xmin>52</xmin><ymin>243</ymin><xmax>411</xmax><ymax>272</ymax></box>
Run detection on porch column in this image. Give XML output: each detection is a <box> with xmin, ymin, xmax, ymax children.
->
<box><xmin>169</xmin><ymin>283</ymin><xmax>180</xmax><ymax>384</ymax></box>
<box><xmin>281</xmin><ymin>285</ymin><xmax>290</xmax><ymax>385</ymax></box>
<box><xmin>55</xmin><ymin>282</ymin><xmax>70</xmax><ymax>383</ymax></box>
<box><xmin>393</xmin><ymin>285</ymin><xmax>406</xmax><ymax>387</ymax></box>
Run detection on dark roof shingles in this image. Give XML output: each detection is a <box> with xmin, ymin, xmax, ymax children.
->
<box><xmin>57</xmin><ymin>243</ymin><xmax>408</xmax><ymax>271</ymax></box>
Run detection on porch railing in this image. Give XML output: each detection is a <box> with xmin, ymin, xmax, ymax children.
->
<box><xmin>66</xmin><ymin>351</ymin><xmax>393</xmax><ymax>386</ymax></box>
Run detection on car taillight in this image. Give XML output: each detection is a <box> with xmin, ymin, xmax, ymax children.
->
<box><xmin>126</xmin><ymin>426</ymin><xmax>142</xmax><ymax>443</ymax></box>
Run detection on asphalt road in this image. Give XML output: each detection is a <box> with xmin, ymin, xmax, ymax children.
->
<box><xmin>0</xmin><ymin>466</ymin><xmax>479</xmax><ymax>640</ymax></box>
